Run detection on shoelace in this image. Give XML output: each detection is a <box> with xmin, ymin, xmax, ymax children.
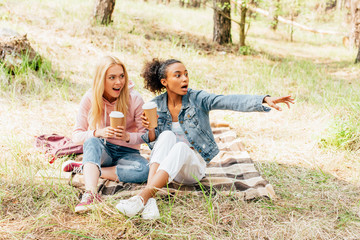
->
<box><xmin>132</xmin><ymin>196</ymin><xmax>144</xmax><ymax>205</ymax></box>
<box><xmin>81</xmin><ymin>192</ymin><xmax>93</xmax><ymax>202</ymax></box>
<box><xmin>72</xmin><ymin>166</ymin><xmax>82</xmax><ymax>174</ymax></box>
<box><xmin>81</xmin><ymin>191</ymin><xmax>101</xmax><ymax>203</ymax></box>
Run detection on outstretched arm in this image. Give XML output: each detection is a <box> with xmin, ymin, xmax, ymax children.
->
<box><xmin>263</xmin><ymin>95</ymin><xmax>295</xmax><ymax>111</ymax></box>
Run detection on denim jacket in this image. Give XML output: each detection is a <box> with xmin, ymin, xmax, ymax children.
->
<box><xmin>141</xmin><ymin>89</ymin><xmax>271</xmax><ymax>162</ymax></box>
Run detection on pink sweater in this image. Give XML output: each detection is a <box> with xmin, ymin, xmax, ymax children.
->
<box><xmin>72</xmin><ymin>82</ymin><xmax>145</xmax><ymax>150</ymax></box>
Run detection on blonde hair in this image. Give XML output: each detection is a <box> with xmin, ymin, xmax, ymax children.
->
<box><xmin>89</xmin><ymin>56</ymin><xmax>129</xmax><ymax>130</ymax></box>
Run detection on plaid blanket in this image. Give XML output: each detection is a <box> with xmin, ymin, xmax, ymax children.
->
<box><xmin>69</xmin><ymin>123</ymin><xmax>276</xmax><ymax>200</ymax></box>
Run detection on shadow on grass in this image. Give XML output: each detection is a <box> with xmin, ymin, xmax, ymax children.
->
<box><xmin>124</xmin><ymin>161</ymin><xmax>360</xmax><ymax>238</ymax></box>
<box><xmin>255</xmin><ymin>161</ymin><xmax>360</xmax><ymax>228</ymax></box>
<box><xmin>0</xmin><ymin>160</ymin><xmax>359</xmax><ymax>239</ymax></box>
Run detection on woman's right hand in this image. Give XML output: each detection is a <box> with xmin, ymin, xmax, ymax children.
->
<box><xmin>141</xmin><ymin>112</ymin><xmax>152</xmax><ymax>130</ymax></box>
<box><xmin>94</xmin><ymin>127</ymin><xmax>116</xmax><ymax>138</ymax></box>
<box><xmin>141</xmin><ymin>112</ymin><xmax>156</xmax><ymax>142</ymax></box>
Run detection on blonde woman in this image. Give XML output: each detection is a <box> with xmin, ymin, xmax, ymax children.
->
<box><xmin>63</xmin><ymin>56</ymin><xmax>148</xmax><ymax>213</ymax></box>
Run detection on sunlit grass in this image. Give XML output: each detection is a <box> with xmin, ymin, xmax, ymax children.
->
<box><xmin>1</xmin><ymin>0</ymin><xmax>360</xmax><ymax>238</ymax></box>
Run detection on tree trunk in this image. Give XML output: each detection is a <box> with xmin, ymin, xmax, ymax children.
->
<box><xmin>213</xmin><ymin>0</ymin><xmax>232</xmax><ymax>44</ymax></box>
<box><xmin>337</xmin><ymin>0</ymin><xmax>344</xmax><ymax>10</ymax></box>
<box><xmin>325</xmin><ymin>0</ymin><xmax>337</xmax><ymax>11</ymax></box>
<box><xmin>186</xmin><ymin>0</ymin><xmax>191</xmax><ymax>8</ymax></box>
<box><xmin>239</xmin><ymin>5</ymin><xmax>247</xmax><ymax>46</ymax></box>
<box><xmin>355</xmin><ymin>44</ymin><xmax>360</xmax><ymax>63</ymax></box>
<box><xmin>290</xmin><ymin>14</ymin><xmax>294</xmax><ymax>42</ymax></box>
<box><xmin>203</xmin><ymin>0</ymin><xmax>208</xmax><ymax>8</ymax></box>
<box><xmin>350</xmin><ymin>0</ymin><xmax>360</xmax><ymax>48</ymax></box>
<box><xmin>192</xmin><ymin>0</ymin><xmax>200</xmax><ymax>8</ymax></box>
<box><xmin>270</xmin><ymin>0</ymin><xmax>280</xmax><ymax>31</ymax></box>
<box><xmin>93</xmin><ymin>0</ymin><xmax>116</xmax><ymax>25</ymax></box>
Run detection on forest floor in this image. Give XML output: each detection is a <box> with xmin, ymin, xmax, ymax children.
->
<box><xmin>1</xmin><ymin>0</ymin><xmax>360</xmax><ymax>239</ymax></box>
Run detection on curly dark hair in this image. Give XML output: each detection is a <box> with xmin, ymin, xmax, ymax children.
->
<box><xmin>141</xmin><ymin>58</ymin><xmax>182</xmax><ymax>94</ymax></box>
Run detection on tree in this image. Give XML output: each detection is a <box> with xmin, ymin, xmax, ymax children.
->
<box><xmin>93</xmin><ymin>0</ymin><xmax>116</xmax><ymax>25</ymax></box>
<box><xmin>238</xmin><ymin>0</ymin><xmax>262</xmax><ymax>47</ymax></box>
<box><xmin>355</xmin><ymin>45</ymin><xmax>360</xmax><ymax>63</ymax></box>
<box><xmin>179</xmin><ymin>0</ymin><xmax>202</xmax><ymax>8</ymax></box>
<box><xmin>270</xmin><ymin>0</ymin><xmax>281</xmax><ymax>31</ymax></box>
<box><xmin>239</xmin><ymin>2</ymin><xmax>247</xmax><ymax>46</ymax></box>
<box><xmin>280</xmin><ymin>0</ymin><xmax>302</xmax><ymax>42</ymax></box>
<box><xmin>325</xmin><ymin>0</ymin><xmax>337</xmax><ymax>11</ymax></box>
<box><xmin>213</xmin><ymin>0</ymin><xmax>232</xmax><ymax>44</ymax></box>
<box><xmin>350</xmin><ymin>0</ymin><xmax>360</xmax><ymax>48</ymax></box>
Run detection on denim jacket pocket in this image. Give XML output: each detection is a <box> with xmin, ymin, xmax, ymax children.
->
<box><xmin>185</xmin><ymin>107</ymin><xmax>198</xmax><ymax>128</ymax></box>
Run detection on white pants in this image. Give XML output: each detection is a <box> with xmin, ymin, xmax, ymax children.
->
<box><xmin>150</xmin><ymin>131</ymin><xmax>206</xmax><ymax>184</ymax></box>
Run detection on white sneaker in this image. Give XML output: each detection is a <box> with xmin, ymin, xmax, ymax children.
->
<box><xmin>141</xmin><ymin>198</ymin><xmax>160</xmax><ymax>220</ymax></box>
<box><xmin>116</xmin><ymin>196</ymin><xmax>144</xmax><ymax>217</ymax></box>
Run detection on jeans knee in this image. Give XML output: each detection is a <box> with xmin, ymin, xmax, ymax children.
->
<box><xmin>116</xmin><ymin>159</ymin><xmax>149</xmax><ymax>183</ymax></box>
<box><xmin>84</xmin><ymin>137</ymin><xmax>101</xmax><ymax>150</ymax></box>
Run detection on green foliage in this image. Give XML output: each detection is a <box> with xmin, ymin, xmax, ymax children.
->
<box><xmin>320</xmin><ymin>108</ymin><xmax>360</xmax><ymax>151</ymax></box>
<box><xmin>0</xmin><ymin>53</ymin><xmax>75</xmax><ymax>100</ymax></box>
<box><xmin>216</xmin><ymin>1</ymin><xmax>231</xmax><ymax>11</ymax></box>
<box><xmin>238</xmin><ymin>45</ymin><xmax>252</xmax><ymax>55</ymax></box>
<box><xmin>1</xmin><ymin>52</ymin><xmax>43</xmax><ymax>75</ymax></box>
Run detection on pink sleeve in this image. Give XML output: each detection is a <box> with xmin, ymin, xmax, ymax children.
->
<box><xmin>72</xmin><ymin>92</ymin><xmax>95</xmax><ymax>144</ymax></box>
<box><xmin>127</xmin><ymin>93</ymin><xmax>146</xmax><ymax>145</ymax></box>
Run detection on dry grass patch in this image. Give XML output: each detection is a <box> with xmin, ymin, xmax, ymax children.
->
<box><xmin>1</xmin><ymin>0</ymin><xmax>360</xmax><ymax>238</ymax></box>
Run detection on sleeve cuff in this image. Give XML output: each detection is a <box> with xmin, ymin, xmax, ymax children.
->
<box><xmin>260</xmin><ymin>95</ymin><xmax>271</xmax><ymax>112</ymax></box>
<box><xmin>127</xmin><ymin>133</ymin><xmax>136</xmax><ymax>144</ymax></box>
<box><xmin>141</xmin><ymin>132</ymin><xmax>156</xmax><ymax>149</ymax></box>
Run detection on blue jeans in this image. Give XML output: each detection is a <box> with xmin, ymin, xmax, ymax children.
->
<box><xmin>82</xmin><ymin>137</ymin><xmax>149</xmax><ymax>183</ymax></box>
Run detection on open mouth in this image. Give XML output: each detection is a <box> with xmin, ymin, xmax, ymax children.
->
<box><xmin>113</xmin><ymin>87</ymin><xmax>121</xmax><ymax>91</ymax></box>
<box><xmin>181</xmin><ymin>85</ymin><xmax>188</xmax><ymax>90</ymax></box>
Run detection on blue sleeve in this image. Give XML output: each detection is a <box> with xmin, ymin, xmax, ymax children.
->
<box><xmin>192</xmin><ymin>90</ymin><xmax>271</xmax><ymax>113</ymax></box>
<box><xmin>141</xmin><ymin>128</ymin><xmax>161</xmax><ymax>150</ymax></box>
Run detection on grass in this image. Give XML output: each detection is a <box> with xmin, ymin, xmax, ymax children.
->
<box><xmin>1</xmin><ymin>0</ymin><xmax>360</xmax><ymax>238</ymax></box>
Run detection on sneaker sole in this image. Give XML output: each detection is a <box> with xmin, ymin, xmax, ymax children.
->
<box><xmin>116</xmin><ymin>204</ymin><xmax>141</xmax><ymax>217</ymax></box>
<box><xmin>75</xmin><ymin>204</ymin><xmax>99</xmax><ymax>213</ymax></box>
<box><xmin>141</xmin><ymin>213</ymin><xmax>160</xmax><ymax>220</ymax></box>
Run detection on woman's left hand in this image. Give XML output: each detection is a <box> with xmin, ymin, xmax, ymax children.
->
<box><xmin>263</xmin><ymin>95</ymin><xmax>295</xmax><ymax>111</ymax></box>
<box><xmin>110</xmin><ymin>126</ymin><xmax>130</xmax><ymax>142</ymax></box>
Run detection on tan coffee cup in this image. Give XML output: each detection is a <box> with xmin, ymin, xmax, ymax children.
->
<box><xmin>109</xmin><ymin>111</ymin><xmax>125</xmax><ymax>129</ymax></box>
<box><xmin>142</xmin><ymin>102</ymin><xmax>158</xmax><ymax>128</ymax></box>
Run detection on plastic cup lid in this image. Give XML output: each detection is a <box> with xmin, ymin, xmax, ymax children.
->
<box><xmin>109</xmin><ymin>111</ymin><xmax>124</xmax><ymax>118</ymax></box>
<box><xmin>142</xmin><ymin>101</ymin><xmax>157</xmax><ymax>109</ymax></box>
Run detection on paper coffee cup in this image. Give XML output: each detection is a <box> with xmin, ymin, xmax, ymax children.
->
<box><xmin>142</xmin><ymin>102</ymin><xmax>158</xmax><ymax>128</ymax></box>
<box><xmin>109</xmin><ymin>111</ymin><xmax>124</xmax><ymax>129</ymax></box>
